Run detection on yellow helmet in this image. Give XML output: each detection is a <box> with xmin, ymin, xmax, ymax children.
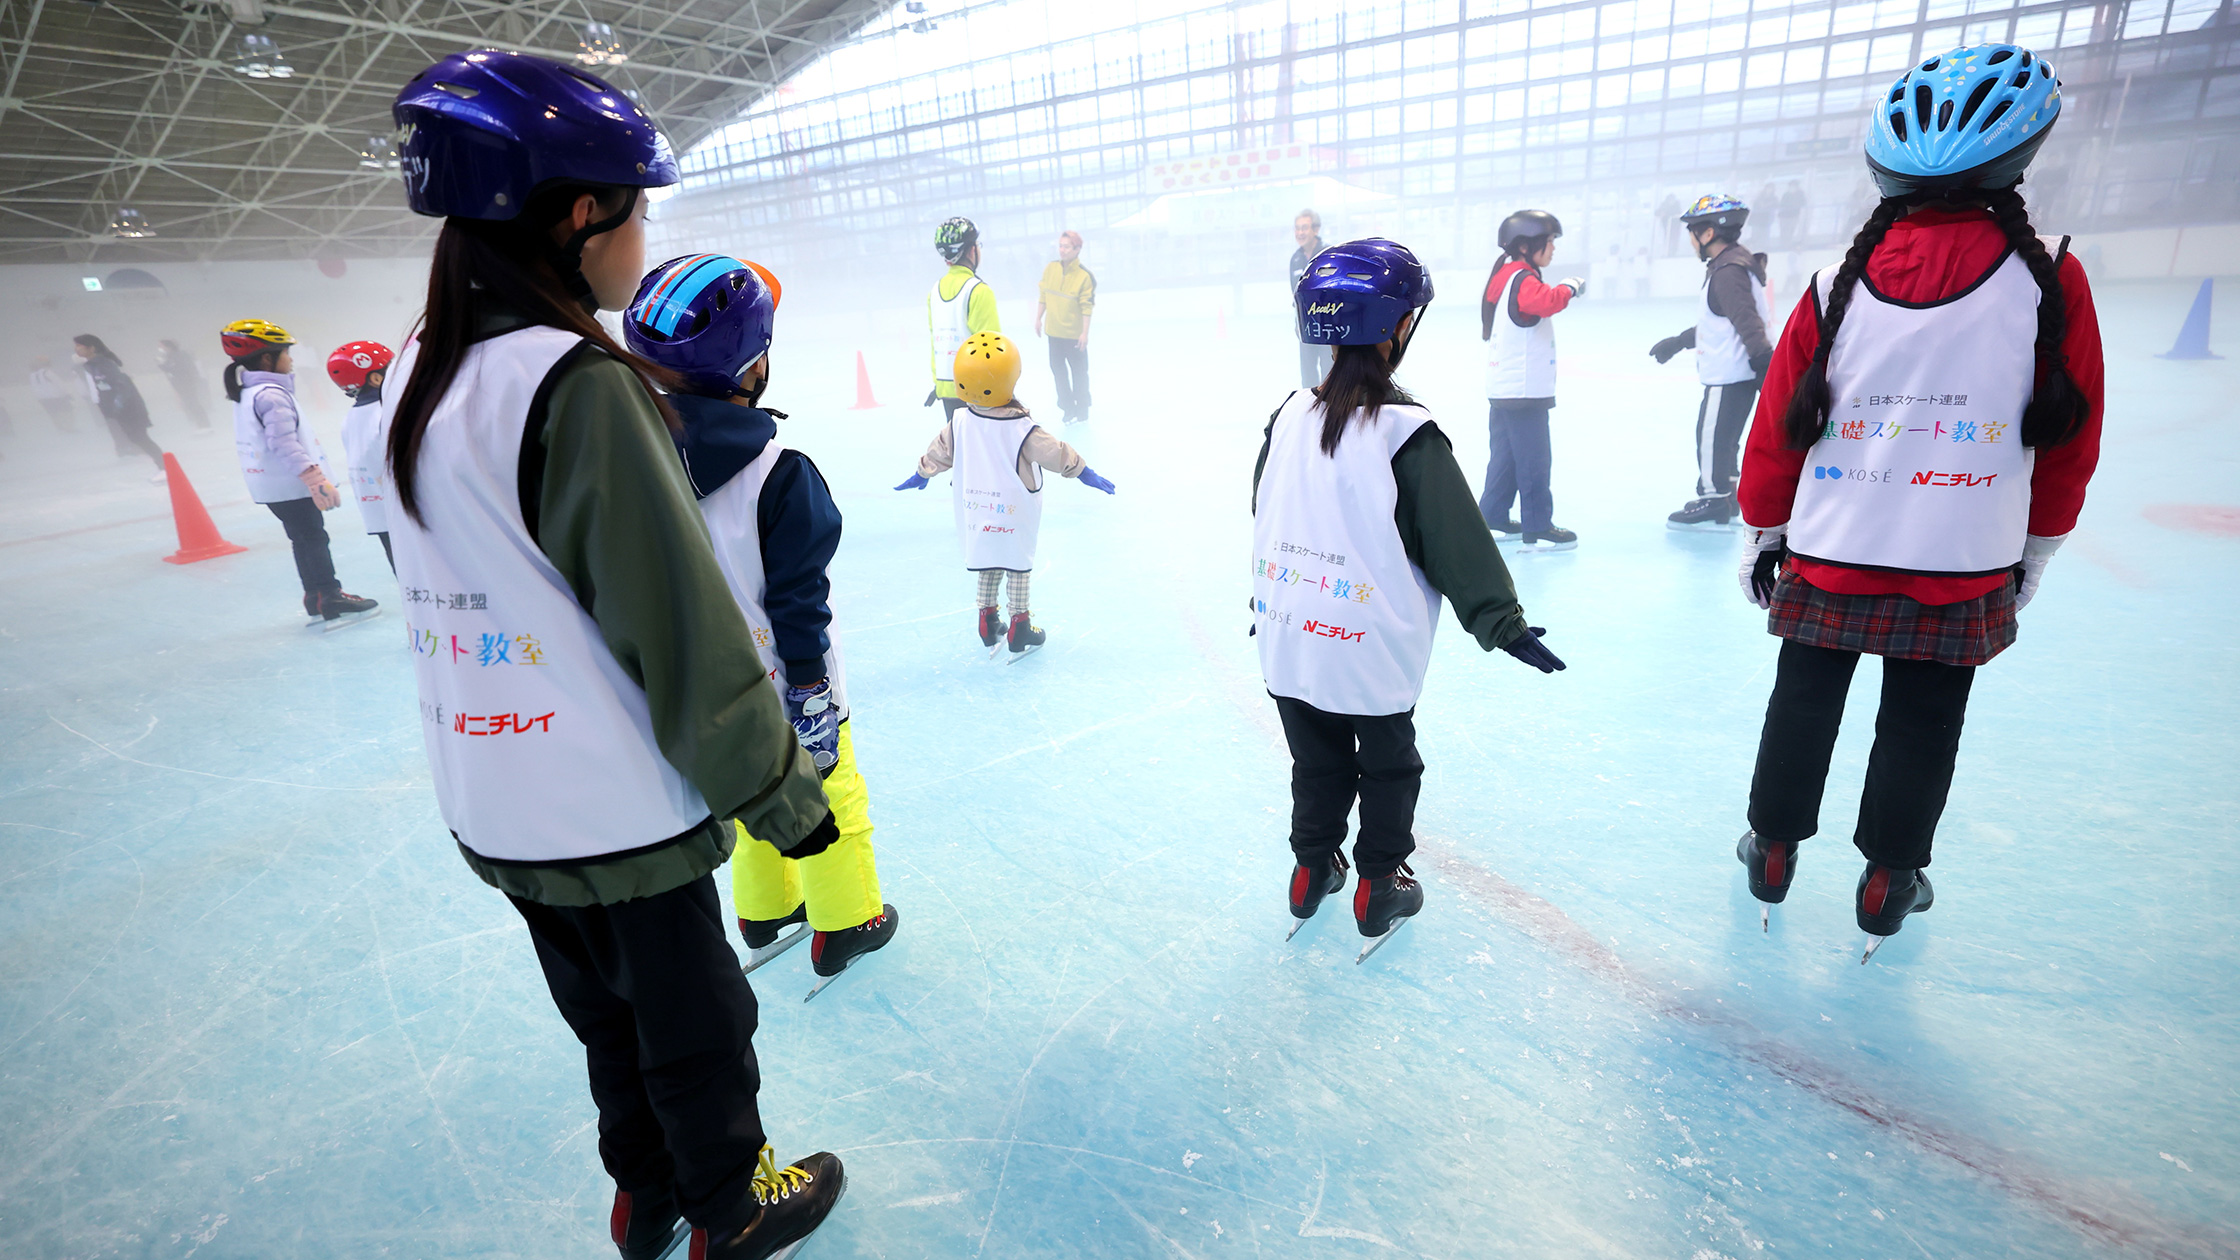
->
<box><xmin>953</xmin><ymin>331</ymin><xmax>1021</xmax><ymax>407</ymax></box>
<box><xmin>221</xmin><ymin>318</ymin><xmax>296</xmax><ymax>359</ymax></box>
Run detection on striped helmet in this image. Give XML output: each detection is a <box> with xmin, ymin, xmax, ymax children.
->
<box><xmin>622</xmin><ymin>253</ymin><xmax>780</xmax><ymax>397</ymax></box>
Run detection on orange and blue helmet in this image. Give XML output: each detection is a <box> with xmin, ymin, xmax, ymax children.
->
<box><xmin>622</xmin><ymin>254</ymin><xmax>780</xmax><ymax>397</ymax></box>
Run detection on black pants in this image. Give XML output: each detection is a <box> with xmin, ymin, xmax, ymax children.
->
<box><xmin>1480</xmin><ymin>401</ymin><xmax>1554</xmax><ymax>532</ymax></box>
<box><xmin>940</xmin><ymin>396</ymin><xmax>965</xmax><ymax>421</ymax></box>
<box><xmin>264</xmin><ymin>498</ymin><xmax>340</xmax><ymax>598</ymax></box>
<box><xmin>374</xmin><ymin>530</ymin><xmax>394</xmax><ymax>574</ymax></box>
<box><xmin>1747</xmin><ymin>639</ymin><xmax>1977</xmax><ymax>869</ymax></box>
<box><xmin>106</xmin><ymin>415</ymin><xmax>163</xmax><ymax>468</ymax></box>
<box><xmin>1274</xmin><ymin>696</ymin><xmax>1423</xmax><ymax>880</ymax></box>
<box><xmin>509</xmin><ymin>873</ymin><xmax>767</xmax><ymax>1236</ymax></box>
<box><xmin>1298</xmin><ymin>341</ymin><xmax>1332</xmax><ymax>389</ymax></box>
<box><xmin>1047</xmin><ymin>339</ymin><xmax>1090</xmax><ymax>418</ymax></box>
<box><xmin>1692</xmin><ymin>379</ymin><xmax>1759</xmax><ymax>498</ymax></box>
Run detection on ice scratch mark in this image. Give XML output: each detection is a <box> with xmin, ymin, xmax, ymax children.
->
<box><xmin>0</xmin><ymin>821</ymin><xmax>87</xmax><ymax>836</ymax></box>
<box><xmin>1297</xmin><ymin>1160</ymin><xmax>1395</xmax><ymax>1248</ymax></box>
<box><xmin>889</xmin><ymin>1190</ymin><xmax>968</xmax><ymax>1208</ymax></box>
<box><xmin>2160</xmin><ymin>1153</ymin><xmax>2194</xmax><ymax>1173</ymax></box>
<box><xmin>50</xmin><ymin>715</ymin><xmax>391</xmax><ymax>792</ymax></box>
<box><xmin>884</xmin><ymin>696</ymin><xmax>1201</xmax><ymax>793</ymax></box>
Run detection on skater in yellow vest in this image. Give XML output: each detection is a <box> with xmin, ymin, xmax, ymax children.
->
<box><xmin>927</xmin><ymin>216</ymin><xmax>1000</xmax><ymax>418</ymax></box>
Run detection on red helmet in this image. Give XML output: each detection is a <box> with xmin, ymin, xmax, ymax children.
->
<box><xmin>326</xmin><ymin>340</ymin><xmax>393</xmax><ymax>394</ymax></box>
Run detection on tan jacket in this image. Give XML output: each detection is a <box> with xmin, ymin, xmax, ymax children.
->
<box><xmin>917</xmin><ymin>402</ymin><xmax>1087</xmax><ymax>483</ymax></box>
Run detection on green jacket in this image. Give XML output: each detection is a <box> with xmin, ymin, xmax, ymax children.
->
<box><xmin>451</xmin><ymin>311</ymin><xmax>831</xmax><ymax>906</ymax></box>
<box><xmin>1253</xmin><ymin>403</ymin><xmax>1530</xmax><ymax>654</ymax></box>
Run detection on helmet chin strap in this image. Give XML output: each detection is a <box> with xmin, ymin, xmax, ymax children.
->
<box><xmin>548</xmin><ymin>187</ymin><xmax>640</xmax><ymax>306</ymax></box>
<box><xmin>1387</xmin><ymin>310</ymin><xmax>1423</xmax><ymax>369</ymax></box>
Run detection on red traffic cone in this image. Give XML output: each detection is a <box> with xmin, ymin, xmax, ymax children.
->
<box><xmin>160</xmin><ymin>453</ymin><xmax>247</xmax><ymax>565</ymax></box>
<box><xmin>848</xmin><ymin>350</ymin><xmax>881</xmax><ymax>410</ymax></box>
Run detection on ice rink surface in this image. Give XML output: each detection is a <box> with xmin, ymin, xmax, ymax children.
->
<box><xmin>2</xmin><ymin>277</ymin><xmax>2234</xmax><ymax>1260</ymax></box>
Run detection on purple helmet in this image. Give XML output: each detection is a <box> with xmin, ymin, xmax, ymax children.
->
<box><xmin>1295</xmin><ymin>238</ymin><xmax>1434</xmax><ymax>346</ymax></box>
<box><xmin>393</xmin><ymin>50</ymin><xmax>678</xmax><ymax>220</ymax></box>
<box><xmin>623</xmin><ymin>254</ymin><xmax>778</xmax><ymax>396</ymax></box>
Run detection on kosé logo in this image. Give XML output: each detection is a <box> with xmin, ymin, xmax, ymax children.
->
<box><xmin>1814</xmin><ymin>464</ymin><xmax>1893</xmax><ymax>483</ymax></box>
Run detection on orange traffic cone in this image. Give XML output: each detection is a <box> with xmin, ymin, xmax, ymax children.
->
<box><xmin>848</xmin><ymin>350</ymin><xmax>881</xmax><ymax>410</ymax></box>
<box><xmin>160</xmin><ymin>453</ymin><xmax>247</xmax><ymax>565</ymax></box>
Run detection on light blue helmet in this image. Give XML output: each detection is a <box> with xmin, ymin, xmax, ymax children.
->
<box><xmin>1865</xmin><ymin>44</ymin><xmax>2060</xmax><ymax>198</ymax></box>
<box><xmin>1295</xmin><ymin>238</ymin><xmax>1434</xmax><ymax>347</ymax></box>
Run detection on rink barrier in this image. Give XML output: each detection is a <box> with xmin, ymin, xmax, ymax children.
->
<box><xmin>160</xmin><ymin>453</ymin><xmax>248</xmax><ymax>564</ymax></box>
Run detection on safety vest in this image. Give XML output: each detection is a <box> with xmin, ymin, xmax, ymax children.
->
<box><xmin>930</xmin><ymin>273</ymin><xmax>982</xmax><ymax>384</ymax></box>
<box><xmin>340</xmin><ymin>396</ymin><xmax>389</xmax><ymax>534</ymax></box>
<box><xmin>383</xmin><ymin>327</ymin><xmax>711</xmax><ymax>863</ymax></box>
<box><xmin>1484</xmin><ymin>263</ymin><xmax>1558</xmax><ymax>400</ymax></box>
<box><xmin>233</xmin><ymin>374</ymin><xmax>324</xmax><ymax>503</ymax></box>
<box><xmin>1253</xmin><ymin>391</ymin><xmax>1443</xmax><ymax>716</ymax></box>
<box><xmin>1788</xmin><ymin>250</ymin><xmax>2041</xmax><ymax>577</ymax></box>
<box><xmin>1696</xmin><ymin>259</ymin><xmax>1773</xmax><ymax>386</ymax></box>
<box><xmin>698</xmin><ymin>443</ymin><xmax>850</xmax><ymax>721</ymax></box>
<box><xmin>950</xmin><ymin>407</ymin><xmax>1044</xmax><ymax>572</ymax></box>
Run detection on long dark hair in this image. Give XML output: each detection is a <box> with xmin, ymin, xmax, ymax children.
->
<box><xmin>1312</xmin><ymin>340</ymin><xmax>1416</xmax><ymax>455</ymax></box>
<box><xmin>1781</xmin><ymin>185</ymin><xmax>2087</xmax><ymax>452</ymax></box>
<box><xmin>222</xmin><ymin>347</ymin><xmax>284</xmax><ymax>402</ymax></box>
<box><xmin>72</xmin><ymin>334</ymin><xmax>120</xmax><ymax>365</ymax></box>
<box><xmin>387</xmin><ymin>183</ymin><xmax>682</xmax><ymax>525</ymax></box>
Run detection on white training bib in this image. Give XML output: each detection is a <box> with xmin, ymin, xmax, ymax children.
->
<box><xmin>950</xmin><ymin>408</ymin><xmax>1045</xmax><ymax>572</ymax></box>
<box><xmin>930</xmin><ymin>274</ymin><xmax>982</xmax><ymax>384</ymax></box>
<box><xmin>1788</xmin><ymin>250</ymin><xmax>2041</xmax><ymax>577</ymax></box>
<box><xmin>340</xmin><ymin>396</ymin><xmax>389</xmax><ymax>535</ymax></box>
<box><xmin>1253</xmin><ymin>391</ymin><xmax>1443</xmax><ymax>716</ymax></box>
<box><xmin>1484</xmin><ymin>264</ymin><xmax>1558</xmax><ymax>400</ymax></box>
<box><xmin>1696</xmin><ymin>261</ymin><xmax>1773</xmax><ymax>386</ymax></box>
<box><xmin>233</xmin><ymin>378</ymin><xmax>325</xmax><ymax>504</ymax></box>
<box><xmin>384</xmin><ymin>328</ymin><xmax>711</xmax><ymax>864</ymax></box>
<box><xmin>698</xmin><ymin>444</ymin><xmax>851</xmax><ymax>721</ymax></box>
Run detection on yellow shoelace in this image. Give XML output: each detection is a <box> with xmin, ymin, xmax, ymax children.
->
<box><xmin>753</xmin><ymin>1145</ymin><xmax>814</xmax><ymax>1204</ymax></box>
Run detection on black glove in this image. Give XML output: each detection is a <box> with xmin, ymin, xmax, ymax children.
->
<box><xmin>1749</xmin><ymin>543</ymin><xmax>1788</xmax><ymax>606</ymax></box>
<box><xmin>1650</xmin><ymin>334</ymin><xmax>1690</xmax><ymax>364</ymax></box>
<box><xmin>781</xmin><ymin>810</ymin><xmax>841</xmax><ymax>860</ymax></box>
<box><xmin>922</xmin><ymin>388</ymin><xmax>938</xmax><ymax>408</ymax></box>
<box><xmin>1748</xmin><ymin>349</ymin><xmax>1773</xmax><ymax>379</ymax></box>
<box><xmin>1501</xmin><ymin>626</ymin><xmax>1567</xmax><ymax>673</ymax></box>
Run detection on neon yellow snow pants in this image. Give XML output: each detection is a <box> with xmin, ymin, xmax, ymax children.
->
<box><xmin>732</xmin><ymin>721</ymin><xmax>883</xmax><ymax>931</ymax></box>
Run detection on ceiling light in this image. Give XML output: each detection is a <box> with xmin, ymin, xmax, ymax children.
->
<box><xmin>576</xmin><ymin>21</ymin><xmax>627</xmax><ymax>66</ymax></box>
<box><xmin>108</xmin><ymin>208</ymin><xmax>156</xmax><ymax>239</ymax></box>
<box><xmin>357</xmin><ymin>134</ymin><xmax>399</xmax><ymax>169</ymax></box>
<box><xmin>232</xmin><ymin>33</ymin><xmax>293</xmax><ymax>79</ymax></box>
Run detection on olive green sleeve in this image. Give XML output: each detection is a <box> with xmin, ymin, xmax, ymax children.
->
<box><xmin>1392</xmin><ymin>422</ymin><xmax>1529</xmax><ymax>651</ymax></box>
<box><xmin>535</xmin><ymin>354</ymin><xmax>831</xmax><ymax>851</ymax></box>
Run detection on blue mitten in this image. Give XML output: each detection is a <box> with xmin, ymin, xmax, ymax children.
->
<box><xmin>1078</xmin><ymin>466</ymin><xmax>1116</xmax><ymax>495</ymax></box>
<box><xmin>895</xmin><ymin>471</ymin><xmax>930</xmax><ymax>491</ymax></box>
<box><xmin>784</xmin><ymin>680</ymin><xmax>840</xmax><ymax>773</ymax></box>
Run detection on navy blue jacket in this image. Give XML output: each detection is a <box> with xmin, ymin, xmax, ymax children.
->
<box><xmin>669</xmin><ymin>393</ymin><xmax>843</xmax><ymax>686</ymax></box>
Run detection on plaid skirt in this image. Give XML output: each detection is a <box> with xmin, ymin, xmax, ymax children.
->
<box><xmin>1767</xmin><ymin>571</ymin><xmax>2017</xmax><ymax>666</ymax></box>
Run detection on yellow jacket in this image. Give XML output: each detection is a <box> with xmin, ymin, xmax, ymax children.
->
<box><xmin>1037</xmin><ymin>259</ymin><xmax>1096</xmax><ymax>340</ymax></box>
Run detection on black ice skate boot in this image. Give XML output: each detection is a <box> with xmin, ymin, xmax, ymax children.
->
<box><xmin>1488</xmin><ymin>516</ymin><xmax>1524</xmax><ymax>539</ymax></box>
<box><xmin>1352</xmin><ymin>863</ymin><xmax>1423</xmax><ymax>963</ymax></box>
<box><xmin>804</xmin><ymin>904</ymin><xmax>897</xmax><ymax>1001</ymax></box>
<box><xmin>738</xmin><ymin>903</ymin><xmax>809</xmax><ymax>975</ymax></box>
<box><xmin>1666</xmin><ymin>494</ymin><xmax>1737</xmax><ymax>530</ymax></box>
<box><xmin>308</xmin><ymin>589</ymin><xmax>379</xmax><ymax>629</ymax></box>
<box><xmin>977</xmin><ymin>605</ymin><xmax>1003</xmax><ymax>648</ymax></box>
<box><xmin>1285</xmin><ymin>849</ymin><xmax>1350</xmax><ymax>940</ymax></box>
<box><xmin>1006</xmin><ymin>612</ymin><xmax>1046</xmax><ymax>656</ymax></box>
<box><xmin>695</xmin><ymin>1146</ymin><xmax>846</xmax><ymax>1260</ymax></box>
<box><xmin>1735</xmin><ymin>830</ymin><xmax>1799</xmax><ymax>932</ymax></box>
<box><xmin>1856</xmin><ymin>863</ymin><xmax>1934</xmax><ymax>963</ymax></box>
<box><xmin>610</xmin><ymin>1180</ymin><xmax>685</xmax><ymax>1260</ymax></box>
<box><xmin>1517</xmin><ymin>526</ymin><xmax>1578</xmax><ymax>552</ymax></box>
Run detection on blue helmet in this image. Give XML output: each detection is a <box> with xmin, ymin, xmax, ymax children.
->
<box><xmin>393</xmin><ymin>50</ymin><xmax>678</xmax><ymax>220</ymax></box>
<box><xmin>1865</xmin><ymin>44</ymin><xmax>2060</xmax><ymax>198</ymax></box>
<box><xmin>623</xmin><ymin>255</ymin><xmax>779</xmax><ymax>397</ymax></box>
<box><xmin>1295</xmin><ymin>238</ymin><xmax>1434</xmax><ymax>347</ymax></box>
<box><xmin>1679</xmin><ymin>194</ymin><xmax>1749</xmax><ymax>232</ymax></box>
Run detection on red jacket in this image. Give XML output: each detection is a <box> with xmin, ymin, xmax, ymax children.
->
<box><xmin>1479</xmin><ymin>257</ymin><xmax>1575</xmax><ymax>338</ymax></box>
<box><xmin>1738</xmin><ymin>208</ymin><xmax>2104</xmax><ymax>605</ymax></box>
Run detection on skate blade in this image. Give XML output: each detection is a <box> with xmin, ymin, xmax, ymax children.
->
<box><xmin>1285</xmin><ymin>917</ymin><xmax>1309</xmax><ymax>942</ymax></box>
<box><xmin>652</xmin><ymin>1220</ymin><xmax>692</xmax><ymax>1260</ymax></box>
<box><xmin>305</xmin><ymin>609</ymin><xmax>381</xmax><ymax>632</ymax></box>
<box><xmin>1003</xmin><ymin>644</ymin><xmax>1042</xmax><ymax>665</ymax></box>
<box><xmin>1860</xmin><ymin>934</ymin><xmax>1889</xmax><ymax>964</ymax></box>
<box><xmin>984</xmin><ymin>643</ymin><xmax>1004</xmax><ymax>660</ymax></box>
<box><xmin>1354</xmin><ymin>919</ymin><xmax>1409</xmax><ymax>964</ymax></box>
<box><xmin>1761</xmin><ymin>904</ymin><xmax>1770</xmax><ymax>933</ymax></box>
<box><xmin>803</xmin><ymin>967</ymin><xmax>850</xmax><ymax>1002</ymax></box>
<box><xmin>741</xmin><ymin>924</ymin><xmax>811</xmax><ymax>975</ymax></box>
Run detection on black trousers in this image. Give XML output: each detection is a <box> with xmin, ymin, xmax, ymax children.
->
<box><xmin>264</xmin><ymin>497</ymin><xmax>340</xmax><ymax>598</ymax></box>
<box><xmin>1693</xmin><ymin>379</ymin><xmax>1759</xmax><ymax>497</ymax></box>
<box><xmin>1274</xmin><ymin>696</ymin><xmax>1423</xmax><ymax>880</ymax></box>
<box><xmin>1047</xmin><ymin>339</ymin><xmax>1090</xmax><ymax>417</ymax></box>
<box><xmin>374</xmin><ymin>530</ymin><xmax>394</xmax><ymax>574</ymax></box>
<box><xmin>509</xmin><ymin>873</ymin><xmax>767</xmax><ymax>1236</ymax></box>
<box><xmin>106</xmin><ymin>415</ymin><xmax>163</xmax><ymax>469</ymax></box>
<box><xmin>1298</xmin><ymin>341</ymin><xmax>1332</xmax><ymax>389</ymax></box>
<box><xmin>1747</xmin><ymin>639</ymin><xmax>1977</xmax><ymax>869</ymax></box>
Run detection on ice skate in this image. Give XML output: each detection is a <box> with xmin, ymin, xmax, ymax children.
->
<box><xmin>978</xmin><ymin>605</ymin><xmax>1004</xmax><ymax>658</ymax></box>
<box><xmin>692</xmin><ymin>1146</ymin><xmax>846</xmax><ymax>1260</ymax></box>
<box><xmin>1515</xmin><ymin>526</ymin><xmax>1578</xmax><ymax>552</ymax></box>
<box><xmin>304</xmin><ymin>589</ymin><xmax>380</xmax><ymax>630</ymax></box>
<box><xmin>1003</xmin><ymin>612</ymin><xmax>1045</xmax><ymax>662</ymax></box>
<box><xmin>738</xmin><ymin>904</ymin><xmax>810</xmax><ymax>975</ymax></box>
<box><xmin>1856</xmin><ymin>863</ymin><xmax>1934</xmax><ymax>963</ymax></box>
<box><xmin>1487</xmin><ymin>516</ymin><xmax>1524</xmax><ymax>539</ymax></box>
<box><xmin>803</xmin><ymin>904</ymin><xmax>897</xmax><ymax>1001</ymax></box>
<box><xmin>1666</xmin><ymin>494</ymin><xmax>1737</xmax><ymax>530</ymax></box>
<box><xmin>1353</xmin><ymin>864</ymin><xmax>1422</xmax><ymax>963</ymax></box>
<box><xmin>1735</xmin><ymin>830</ymin><xmax>1798</xmax><ymax>931</ymax></box>
<box><xmin>1285</xmin><ymin>849</ymin><xmax>1349</xmax><ymax>940</ymax></box>
<box><xmin>610</xmin><ymin>1181</ymin><xmax>688</xmax><ymax>1260</ymax></box>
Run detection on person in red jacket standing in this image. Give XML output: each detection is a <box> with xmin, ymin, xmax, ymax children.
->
<box><xmin>1731</xmin><ymin>43</ymin><xmax>2102</xmax><ymax>960</ymax></box>
<box><xmin>1478</xmin><ymin>210</ymin><xmax>1586</xmax><ymax>551</ymax></box>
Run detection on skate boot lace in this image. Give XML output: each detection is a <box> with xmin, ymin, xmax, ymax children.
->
<box><xmin>751</xmin><ymin>1145</ymin><xmax>815</xmax><ymax>1205</ymax></box>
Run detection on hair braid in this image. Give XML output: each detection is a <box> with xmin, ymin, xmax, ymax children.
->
<box><xmin>1781</xmin><ymin>197</ymin><xmax>1907</xmax><ymax>450</ymax></box>
<box><xmin>1982</xmin><ymin>186</ymin><xmax>2089</xmax><ymax>449</ymax></box>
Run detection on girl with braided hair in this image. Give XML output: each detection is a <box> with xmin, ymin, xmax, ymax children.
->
<box><xmin>1730</xmin><ymin>44</ymin><xmax>2104</xmax><ymax>960</ymax></box>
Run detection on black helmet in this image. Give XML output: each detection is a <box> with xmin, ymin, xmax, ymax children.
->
<box><xmin>1497</xmin><ymin>209</ymin><xmax>1562</xmax><ymax>254</ymax></box>
<box><xmin>935</xmin><ymin>216</ymin><xmax>979</xmax><ymax>262</ymax></box>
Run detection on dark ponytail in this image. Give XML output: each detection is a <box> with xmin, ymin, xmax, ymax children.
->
<box><xmin>1313</xmin><ymin>342</ymin><xmax>1416</xmax><ymax>455</ymax></box>
<box><xmin>221</xmin><ymin>347</ymin><xmax>283</xmax><ymax>402</ymax></box>
<box><xmin>1784</xmin><ymin>188</ymin><xmax>2088</xmax><ymax>451</ymax></box>
<box><xmin>387</xmin><ymin>184</ymin><xmax>684</xmax><ymax>526</ymax></box>
<box><xmin>72</xmin><ymin>334</ymin><xmax>120</xmax><ymax>365</ymax></box>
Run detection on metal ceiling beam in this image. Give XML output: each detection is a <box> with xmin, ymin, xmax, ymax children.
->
<box><xmin>261</xmin><ymin>4</ymin><xmax>776</xmax><ymax>90</ymax></box>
